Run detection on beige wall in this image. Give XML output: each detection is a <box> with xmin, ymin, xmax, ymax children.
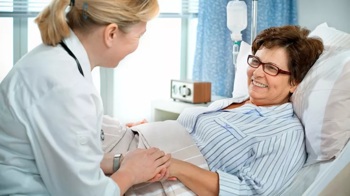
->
<box><xmin>298</xmin><ymin>0</ymin><xmax>350</xmax><ymax>33</ymax></box>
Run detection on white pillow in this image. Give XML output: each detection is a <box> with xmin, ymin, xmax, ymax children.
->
<box><xmin>232</xmin><ymin>41</ymin><xmax>251</xmax><ymax>98</ymax></box>
<box><xmin>291</xmin><ymin>23</ymin><xmax>350</xmax><ymax>165</ymax></box>
<box><xmin>309</xmin><ymin>23</ymin><xmax>350</xmax><ymax>50</ymax></box>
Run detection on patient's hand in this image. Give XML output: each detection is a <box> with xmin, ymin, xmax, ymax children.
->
<box><xmin>167</xmin><ymin>158</ymin><xmax>181</xmax><ymax>181</ymax></box>
<box><xmin>148</xmin><ymin>167</ymin><xmax>170</xmax><ymax>182</ymax></box>
<box><xmin>126</xmin><ymin>119</ymin><xmax>148</xmax><ymax>127</ymax></box>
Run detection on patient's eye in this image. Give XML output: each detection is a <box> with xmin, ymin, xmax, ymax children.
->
<box><xmin>251</xmin><ymin>58</ymin><xmax>260</xmax><ymax>66</ymax></box>
<box><xmin>264</xmin><ymin>63</ymin><xmax>279</xmax><ymax>74</ymax></box>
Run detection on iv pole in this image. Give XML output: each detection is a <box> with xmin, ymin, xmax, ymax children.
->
<box><xmin>251</xmin><ymin>0</ymin><xmax>258</xmax><ymax>43</ymax></box>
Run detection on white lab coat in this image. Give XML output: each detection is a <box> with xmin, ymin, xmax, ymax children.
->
<box><xmin>0</xmin><ymin>31</ymin><xmax>120</xmax><ymax>195</ymax></box>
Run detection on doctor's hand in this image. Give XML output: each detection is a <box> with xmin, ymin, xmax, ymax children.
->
<box><xmin>114</xmin><ymin>147</ymin><xmax>171</xmax><ymax>185</ymax></box>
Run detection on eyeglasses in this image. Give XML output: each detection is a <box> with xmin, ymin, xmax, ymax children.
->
<box><xmin>247</xmin><ymin>55</ymin><xmax>291</xmax><ymax>76</ymax></box>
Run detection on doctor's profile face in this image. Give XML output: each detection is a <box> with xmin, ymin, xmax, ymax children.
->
<box><xmin>247</xmin><ymin>46</ymin><xmax>297</xmax><ymax>106</ymax></box>
<box><xmin>104</xmin><ymin>22</ymin><xmax>147</xmax><ymax>68</ymax></box>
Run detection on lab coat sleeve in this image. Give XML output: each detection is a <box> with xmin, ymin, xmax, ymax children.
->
<box><xmin>23</xmin><ymin>81</ymin><xmax>120</xmax><ymax>195</ymax></box>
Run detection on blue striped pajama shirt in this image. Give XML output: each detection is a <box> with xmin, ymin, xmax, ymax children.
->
<box><xmin>177</xmin><ymin>97</ymin><xmax>306</xmax><ymax>195</ymax></box>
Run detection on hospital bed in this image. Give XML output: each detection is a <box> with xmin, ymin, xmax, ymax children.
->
<box><xmin>282</xmin><ymin>141</ymin><xmax>350</xmax><ymax>195</ymax></box>
<box><xmin>280</xmin><ymin>23</ymin><xmax>350</xmax><ymax>195</ymax></box>
<box><xmin>102</xmin><ymin>23</ymin><xmax>350</xmax><ymax>195</ymax></box>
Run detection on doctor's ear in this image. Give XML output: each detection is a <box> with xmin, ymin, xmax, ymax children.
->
<box><xmin>103</xmin><ymin>23</ymin><xmax>119</xmax><ymax>48</ymax></box>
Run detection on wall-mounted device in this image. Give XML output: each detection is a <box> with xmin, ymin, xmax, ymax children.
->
<box><xmin>170</xmin><ymin>80</ymin><xmax>211</xmax><ymax>104</ymax></box>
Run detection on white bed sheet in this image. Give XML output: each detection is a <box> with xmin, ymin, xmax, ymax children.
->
<box><xmin>281</xmin><ymin>140</ymin><xmax>350</xmax><ymax>196</ymax></box>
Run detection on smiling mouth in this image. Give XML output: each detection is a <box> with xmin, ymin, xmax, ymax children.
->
<box><xmin>252</xmin><ymin>80</ymin><xmax>268</xmax><ymax>88</ymax></box>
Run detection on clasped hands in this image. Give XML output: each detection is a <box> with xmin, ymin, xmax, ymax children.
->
<box><xmin>120</xmin><ymin>119</ymin><xmax>178</xmax><ymax>184</ymax></box>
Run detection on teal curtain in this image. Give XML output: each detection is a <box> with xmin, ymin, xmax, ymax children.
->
<box><xmin>192</xmin><ymin>0</ymin><xmax>298</xmax><ymax>97</ymax></box>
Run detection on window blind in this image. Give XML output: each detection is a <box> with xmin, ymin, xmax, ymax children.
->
<box><xmin>0</xmin><ymin>0</ymin><xmax>50</xmax><ymax>17</ymax></box>
<box><xmin>0</xmin><ymin>0</ymin><xmax>198</xmax><ymax>18</ymax></box>
<box><xmin>182</xmin><ymin>0</ymin><xmax>199</xmax><ymax>13</ymax></box>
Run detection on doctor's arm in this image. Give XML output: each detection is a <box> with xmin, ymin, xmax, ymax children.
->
<box><xmin>100</xmin><ymin>152</ymin><xmax>115</xmax><ymax>175</ymax></box>
<box><xmin>100</xmin><ymin>149</ymin><xmax>171</xmax><ymax>182</ymax></box>
<box><xmin>110</xmin><ymin>147</ymin><xmax>171</xmax><ymax>194</ymax></box>
<box><xmin>28</xmin><ymin>85</ymin><xmax>170</xmax><ymax>196</ymax></box>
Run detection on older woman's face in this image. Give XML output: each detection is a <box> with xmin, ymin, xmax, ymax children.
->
<box><xmin>247</xmin><ymin>47</ymin><xmax>297</xmax><ymax>106</ymax></box>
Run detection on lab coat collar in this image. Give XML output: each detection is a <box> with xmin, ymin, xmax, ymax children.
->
<box><xmin>62</xmin><ymin>29</ymin><xmax>93</xmax><ymax>84</ymax></box>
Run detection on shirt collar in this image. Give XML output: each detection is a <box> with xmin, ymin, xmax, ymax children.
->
<box><xmin>210</xmin><ymin>96</ymin><xmax>295</xmax><ymax>118</ymax></box>
<box><xmin>239</xmin><ymin>102</ymin><xmax>294</xmax><ymax>118</ymax></box>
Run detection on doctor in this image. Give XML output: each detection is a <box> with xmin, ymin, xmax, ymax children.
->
<box><xmin>0</xmin><ymin>0</ymin><xmax>171</xmax><ymax>195</ymax></box>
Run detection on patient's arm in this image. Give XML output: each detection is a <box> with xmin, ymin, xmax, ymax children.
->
<box><xmin>169</xmin><ymin>158</ymin><xmax>219</xmax><ymax>195</ymax></box>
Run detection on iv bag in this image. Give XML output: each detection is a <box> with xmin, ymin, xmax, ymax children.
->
<box><xmin>227</xmin><ymin>0</ymin><xmax>247</xmax><ymax>41</ymax></box>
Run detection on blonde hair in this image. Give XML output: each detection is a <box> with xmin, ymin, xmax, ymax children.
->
<box><xmin>35</xmin><ymin>0</ymin><xmax>159</xmax><ymax>46</ymax></box>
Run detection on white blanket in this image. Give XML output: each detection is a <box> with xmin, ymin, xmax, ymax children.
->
<box><xmin>101</xmin><ymin>116</ymin><xmax>208</xmax><ymax>195</ymax></box>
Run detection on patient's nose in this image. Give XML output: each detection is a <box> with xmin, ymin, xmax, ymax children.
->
<box><xmin>253</xmin><ymin>64</ymin><xmax>265</xmax><ymax>77</ymax></box>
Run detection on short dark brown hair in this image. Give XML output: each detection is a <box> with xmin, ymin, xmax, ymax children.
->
<box><xmin>252</xmin><ymin>25</ymin><xmax>324</xmax><ymax>85</ymax></box>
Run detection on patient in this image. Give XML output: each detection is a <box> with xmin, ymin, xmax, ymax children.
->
<box><xmin>166</xmin><ymin>25</ymin><xmax>324</xmax><ymax>195</ymax></box>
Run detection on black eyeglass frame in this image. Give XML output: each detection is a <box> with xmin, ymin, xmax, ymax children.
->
<box><xmin>247</xmin><ymin>55</ymin><xmax>291</xmax><ymax>76</ymax></box>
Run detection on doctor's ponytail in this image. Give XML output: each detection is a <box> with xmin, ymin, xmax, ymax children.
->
<box><xmin>35</xmin><ymin>0</ymin><xmax>159</xmax><ymax>46</ymax></box>
<box><xmin>35</xmin><ymin>0</ymin><xmax>71</xmax><ymax>46</ymax></box>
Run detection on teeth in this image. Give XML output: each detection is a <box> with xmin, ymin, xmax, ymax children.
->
<box><xmin>252</xmin><ymin>80</ymin><xmax>268</xmax><ymax>88</ymax></box>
